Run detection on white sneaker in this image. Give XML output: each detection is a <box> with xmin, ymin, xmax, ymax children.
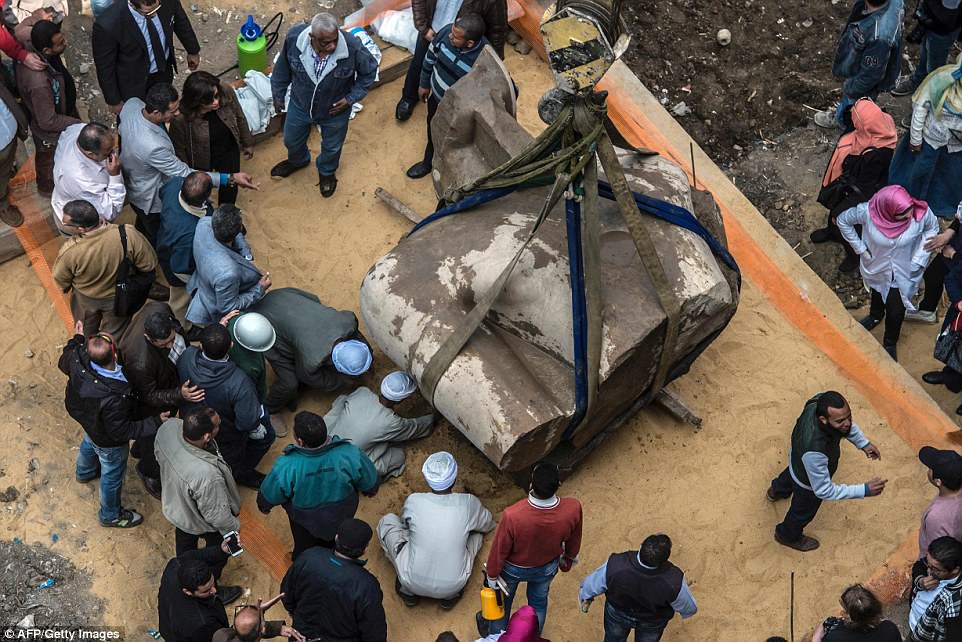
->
<box><xmin>905</xmin><ymin>309</ymin><xmax>937</xmax><ymax>324</ymax></box>
<box><xmin>271</xmin><ymin>412</ymin><xmax>289</xmax><ymax>438</ymax></box>
<box><xmin>814</xmin><ymin>109</ymin><xmax>840</xmax><ymax>129</ymax></box>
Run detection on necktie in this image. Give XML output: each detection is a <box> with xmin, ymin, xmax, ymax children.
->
<box><xmin>144</xmin><ymin>14</ymin><xmax>167</xmax><ymax>74</ymax></box>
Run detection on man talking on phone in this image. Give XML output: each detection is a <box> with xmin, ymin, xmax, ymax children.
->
<box><xmin>50</xmin><ymin>122</ymin><xmax>126</xmax><ymax>234</ymax></box>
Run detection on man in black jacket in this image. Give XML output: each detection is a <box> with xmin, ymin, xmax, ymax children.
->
<box><xmin>91</xmin><ymin>0</ymin><xmax>200</xmax><ymax>116</ymax></box>
<box><xmin>893</xmin><ymin>0</ymin><xmax>962</xmax><ymax>96</ymax></box>
<box><xmin>118</xmin><ymin>302</ymin><xmax>204</xmax><ymax>498</ymax></box>
<box><xmin>59</xmin><ymin>321</ymin><xmax>168</xmax><ymax>527</ymax></box>
<box><xmin>281</xmin><ymin>518</ymin><xmax>387</xmax><ymax>642</ymax></box>
<box><xmin>157</xmin><ymin>542</ymin><xmax>243</xmax><ymax>642</ymax></box>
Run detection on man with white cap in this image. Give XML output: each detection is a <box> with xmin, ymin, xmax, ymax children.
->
<box><xmin>246</xmin><ymin>287</ymin><xmax>372</xmax><ymax>413</ymax></box>
<box><xmin>377</xmin><ymin>451</ymin><xmax>496</xmax><ymax>609</ymax></box>
<box><xmin>325</xmin><ymin>371</ymin><xmax>435</xmax><ymax>479</ymax></box>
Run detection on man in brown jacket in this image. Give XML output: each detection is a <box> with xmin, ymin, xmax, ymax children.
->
<box><xmin>15</xmin><ymin>15</ymin><xmax>79</xmax><ymax>193</ymax></box>
<box><xmin>395</xmin><ymin>0</ymin><xmax>507</xmax><ymax>122</ymax></box>
<box><xmin>52</xmin><ymin>199</ymin><xmax>158</xmax><ymax>336</ymax></box>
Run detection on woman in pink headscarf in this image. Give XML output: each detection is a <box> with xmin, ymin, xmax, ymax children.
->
<box><xmin>837</xmin><ymin>184</ymin><xmax>939</xmax><ymax>360</ymax></box>
<box><xmin>493</xmin><ymin>606</ymin><xmax>549</xmax><ymax>642</ymax></box>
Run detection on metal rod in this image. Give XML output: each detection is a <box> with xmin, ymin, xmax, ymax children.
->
<box><xmin>690</xmin><ymin>142</ymin><xmax>697</xmax><ymax>189</ymax></box>
<box><xmin>790</xmin><ymin>571</ymin><xmax>795</xmax><ymax>642</ymax></box>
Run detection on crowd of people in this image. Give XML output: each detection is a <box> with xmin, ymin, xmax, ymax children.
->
<box><xmin>1</xmin><ymin>0</ymin><xmax>960</xmax><ymax>637</ymax></box>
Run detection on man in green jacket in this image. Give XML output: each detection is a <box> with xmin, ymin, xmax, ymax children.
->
<box><xmin>256</xmin><ymin>411</ymin><xmax>378</xmax><ymax>559</ymax></box>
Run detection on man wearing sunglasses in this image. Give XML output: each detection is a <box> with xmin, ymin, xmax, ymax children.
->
<box><xmin>92</xmin><ymin>0</ymin><xmax>200</xmax><ymax>117</ymax></box>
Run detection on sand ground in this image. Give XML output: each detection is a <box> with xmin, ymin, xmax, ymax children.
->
<box><xmin>0</xmin><ymin>40</ymin><xmax>941</xmax><ymax>642</ymax></box>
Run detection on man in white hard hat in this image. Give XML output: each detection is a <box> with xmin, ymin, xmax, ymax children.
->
<box><xmin>325</xmin><ymin>371</ymin><xmax>435</xmax><ymax>479</ymax></box>
<box><xmin>377</xmin><ymin>452</ymin><xmax>495</xmax><ymax>608</ymax></box>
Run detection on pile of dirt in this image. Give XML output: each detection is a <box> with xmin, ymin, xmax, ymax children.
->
<box><xmin>0</xmin><ymin>540</ymin><xmax>104</xmax><ymax>627</ymax></box>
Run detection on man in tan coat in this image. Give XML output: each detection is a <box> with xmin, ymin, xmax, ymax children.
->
<box><xmin>52</xmin><ymin>199</ymin><xmax>157</xmax><ymax>336</ymax></box>
<box><xmin>154</xmin><ymin>405</ymin><xmax>242</xmax><ymax>584</ymax></box>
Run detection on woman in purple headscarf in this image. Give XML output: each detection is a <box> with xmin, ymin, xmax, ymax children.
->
<box><xmin>837</xmin><ymin>184</ymin><xmax>939</xmax><ymax>360</ymax></box>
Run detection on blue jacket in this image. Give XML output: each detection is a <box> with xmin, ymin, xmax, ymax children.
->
<box><xmin>186</xmin><ymin>216</ymin><xmax>263</xmax><ymax>326</ymax></box>
<box><xmin>157</xmin><ymin>178</ymin><xmax>252</xmax><ymax>286</ymax></box>
<box><xmin>832</xmin><ymin>0</ymin><xmax>904</xmax><ymax>98</ymax></box>
<box><xmin>271</xmin><ymin>24</ymin><xmax>378</xmax><ymax>123</ymax></box>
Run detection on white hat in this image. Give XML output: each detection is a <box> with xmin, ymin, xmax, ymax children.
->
<box><xmin>422</xmin><ymin>451</ymin><xmax>458</xmax><ymax>491</ymax></box>
<box><xmin>380</xmin><ymin>371</ymin><xmax>417</xmax><ymax>402</ymax></box>
<box><xmin>332</xmin><ymin>339</ymin><xmax>372</xmax><ymax>376</ymax></box>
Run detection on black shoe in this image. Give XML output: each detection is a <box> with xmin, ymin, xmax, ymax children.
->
<box><xmin>319</xmin><ymin>173</ymin><xmax>337</xmax><ymax>198</ymax></box>
<box><xmin>137</xmin><ymin>467</ymin><xmax>162</xmax><ymax>500</ymax></box>
<box><xmin>100</xmin><ymin>508</ymin><xmax>144</xmax><ymax>529</ymax></box>
<box><xmin>475</xmin><ymin>611</ymin><xmax>489</xmax><ymax>638</ymax></box>
<box><xmin>923</xmin><ymin>370</ymin><xmax>947</xmax><ymax>385</ymax></box>
<box><xmin>883</xmin><ymin>341</ymin><xmax>898</xmax><ymax>361</ymax></box>
<box><xmin>217</xmin><ymin>585</ymin><xmax>244</xmax><ymax>605</ymax></box>
<box><xmin>859</xmin><ymin>315</ymin><xmax>881</xmax><ymax>331</ymax></box>
<box><xmin>235</xmin><ymin>470</ymin><xmax>266</xmax><ymax>489</ymax></box>
<box><xmin>0</xmin><ymin>202</ymin><xmax>23</xmax><ymax>227</ymax></box>
<box><xmin>395</xmin><ymin>99</ymin><xmax>415</xmax><ymax>121</ymax></box>
<box><xmin>395</xmin><ymin>578</ymin><xmax>420</xmax><ymax>607</ymax></box>
<box><xmin>271</xmin><ymin>160</ymin><xmax>307</xmax><ymax>180</ymax></box>
<box><xmin>406</xmin><ymin>161</ymin><xmax>432</xmax><ymax>179</ymax></box>
<box><xmin>809</xmin><ymin>228</ymin><xmax>831</xmax><ymax>244</ymax></box>
<box><xmin>439</xmin><ymin>589</ymin><xmax>463</xmax><ymax>610</ymax></box>
<box><xmin>839</xmin><ymin>254</ymin><xmax>859</xmax><ymax>273</ymax></box>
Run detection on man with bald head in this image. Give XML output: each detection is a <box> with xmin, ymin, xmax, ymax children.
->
<box><xmin>59</xmin><ymin>320</ymin><xmax>169</xmax><ymax>528</ymax></box>
<box><xmin>212</xmin><ymin>601</ymin><xmax>304</xmax><ymax>642</ymax></box>
<box><xmin>51</xmin><ymin>122</ymin><xmax>125</xmax><ymax>229</ymax></box>
<box><xmin>270</xmin><ymin>12</ymin><xmax>377</xmax><ymax>197</ymax></box>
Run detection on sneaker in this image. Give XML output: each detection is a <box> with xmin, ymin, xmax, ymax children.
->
<box><xmin>901</xmin><ymin>114</ymin><xmax>912</xmax><ymax>128</ymax></box>
<box><xmin>905</xmin><ymin>308</ymin><xmax>937</xmax><ymax>324</ymax></box>
<box><xmin>271</xmin><ymin>412</ymin><xmax>289</xmax><ymax>438</ymax></box>
<box><xmin>890</xmin><ymin>76</ymin><xmax>918</xmax><ymax>97</ymax></box>
<box><xmin>859</xmin><ymin>315</ymin><xmax>881</xmax><ymax>331</ymax></box>
<box><xmin>395</xmin><ymin>578</ymin><xmax>420</xmax><ymax>607</ymax></box>
<box><xmin>765</xmin><ymin>487</ymin><xmax>780</xmax><ymax>502</ymax></box>
<box><xmin>100</xmin><ymin>508</ymin><xmax>144</xmax><ymax>528</ymax></box>
<box><xmin>319</xmin><ymin>173</ymin><xmax>337</xmax><ymax>198</ymax></box>
<box><xmin>0</xmin><ymin>202</ymin><xmax>23</xmax><ymax>227</ymax></box>
<box><xmin>774</xmin><ymin>531</ymin><xmax>820</xmax><ymax>552</ymax></box>
<box><xmin>439</xmin><ymin>590</ymin><xmax>464</xmax><ymax>609</ymax></box>
<box><xmin>814</xmin><ymin>109</ymin><xmax>840</xmax><ymax>129</ymax></box>
<box><xmin>270</xmin><ymin>160</ymin><xmax>307</xmax><ymax>180</ymax></box>
<box><xmin>809</xmin><ymin>228</ymin><xmax>831</xmax><ymax>244</ymax></box>
<box><xmin>406</xmin><ymin>161</ymin><xmax>432</xmax><ymax>180</ymax></box>
<box><xmin>395</xmin><ymin>98</ymin><xmax>415</xmax><ymax>121</ymax></box>
<box><xmin>216</xmin><ymin>585</ymin><xmax>244</xmax><ymax>605</ymax></box>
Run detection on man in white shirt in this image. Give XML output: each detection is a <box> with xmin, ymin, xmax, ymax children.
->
<box><xmin>910</xmin><ymin>536</ymin><xmax>962</xmax><ymax>633</ymax></box>
<box><xmin>51</xmin><ymin>122</ymin><xmax>125</xmax><ymax>233</ymax></box>
<box><xmin>377</xmin><ymin>452</ymin><xmax>495</xmax><ymax>608</ymax></box>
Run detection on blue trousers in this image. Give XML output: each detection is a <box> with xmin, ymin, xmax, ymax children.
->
<box><xmin>283</xmin><ymin>99</ymin><xmax>351</xmax><ymax>176</ymax></box>
<box><xmin>911</xmin><ymin>28</ymin><xmax>962</xmax><ymax>86</ymax></box>
<box><xmin>489</xmin><ymin>559</ymin><xmax>559</xmax><ymax>634</ymax></box>
<box><xmin>76</xmin><ymin>435</ymin><xmax>130</xmax><ymax>523</ymax></box>
<box><xmin>603</xmin><ymin>602</ymin><xmax>668</xmax><ymax>642</ymax></box>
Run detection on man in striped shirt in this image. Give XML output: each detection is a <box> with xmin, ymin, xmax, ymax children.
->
<box><xmin>405</xmin><ymin>13</ymin><xmax>488</xmax><ymax>180</ymax></box>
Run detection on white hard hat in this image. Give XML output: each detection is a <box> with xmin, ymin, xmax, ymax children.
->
<box><xmin>231</xmin><ymin>312</ymin><xmax>276</xmax><ymax>352</ymax></box>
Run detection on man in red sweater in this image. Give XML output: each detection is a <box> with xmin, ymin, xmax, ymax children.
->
<box><xmin>483</xmin><ymin>463</ymin><xmax>583</xmax><ymax>635</ymax></box>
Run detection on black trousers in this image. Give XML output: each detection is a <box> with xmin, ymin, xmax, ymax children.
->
<box><xmin>869</xmin><ymin>288</ymin><xmax>906</xmax><ymax>346</ymax></box>
<box><xmin>401</xmin><ymin>34</ymin><xmax>430</xmax><ymax>103</ymax></box>
<box><xmin>920</xmin><ymin>255</ymin><xmax>953</xmax><ymax>313</ymax></box>
<box><xmin>134</xmin><ymin>433</ymin><xmax>160</xmax><ymax>480</ymax></box>
<box><xmin>131</xmin><ymin>204</ymin><xmax>161</xmax><ymax>248</ymax></box>
<box><xmin>771</xmin><ymin>467</ymin><xmax>822</xmax><ymax>542</ymax></box>
<box><xmin>289</xmin><ymin>516</ymin><xmax>333</xmax><ymax>560</ymax></box>
<box><xmin>210</xmin><ymin>137</ymin><xmax>241</xmax><ymax>205</ymax></box>
<box><xmin>145</xmin><ymin>69</ymin><xmax>174</xmax><ymax>96</ymax></box>
<box><xmin>175</xmin><ymin>528</ymin><xmax>227</xmax><ymax>580</ymax></box>
<box><xmin>422</xmin><ymin>95</ymin><xmax>440</xmax><ymax>166</ymax></box>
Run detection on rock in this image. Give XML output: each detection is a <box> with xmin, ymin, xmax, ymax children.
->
<box><xmin>672</xmin><ymin>101</ymin><xmax>691</xmax><ymax>117</ymax></box>
<box><xmin>506</xmin><ymin>30</ymin><xmax>521</xmax><ymax>45</ymax></box>
<box><xmin>201</xmin><ymin>13</ymin><xmax>208</xmax><ymax>22</ymax></box>
<box><xmin>16</xmin><ymin>615</ymin><xmax>34</xmax><ymax>628</ymax></box>
<box><xmin>802</xmin><ymin>18</ymin><xmax>813</xmax><ymax>27</ymax></box>
<box><xmin>0</xmin><ymin>486</ymin><xmax>18</xmax><ymax>502</ymax></box>
<box><xmin>78</xmin><ymin>63</ymin><xmax>90</xmax><ymax>75</ymax></box>
<box><xmin>23</xmin><ymin>349</ymin><xmax>33</xmax><ymax>358</ymax></box>
<box><xmin>717</xmin><ymin>28</ymin><xmax>732</xmax><ymax>46</ymax></box>
<box><xmin>189</xmin><ymin>3</ymin><xmax>198</xmax><ymax>11</ymax></box>
<box><xmin>27</xmin><ymin>458</ymin><xmax>39</xmax><ymax>473</ymax></box>
<box><xmin>514</xmin><ymin>39</ymin><xmax>532</xmax><ymax>55</ymax></box>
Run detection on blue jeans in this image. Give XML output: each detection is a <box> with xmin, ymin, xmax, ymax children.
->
<box><xmin>911</xmin><ymin>28</ymin><xmax>962</xmax><ymax>86</ymax></box>
<box><xmin>603</xmin><ymin>602</ymin><xmax>667</xmax><ymax>642</ymax></box>
<box><xmin>76</xmin><ymin>435</ymin><xmax>129</xmax><ymax>523</ymax></box>
<box><xmin>489</xmin><ymin>559</ymin><xmax>559</xmax><ymax>634</ymax></box>
<box><xmin>283</xmin><ymin>99</ymin><xmax>351</xmax><ymax>176</ymax></box>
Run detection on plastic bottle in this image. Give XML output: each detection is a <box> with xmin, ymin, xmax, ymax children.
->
<box><xmin>479</xmin><ymin>586</ymin><xmax>504</xmax><ymax>620</ymax></box>
<box><xmin>237</xmin><ymin>15</ymin><xmax>267</xmax><ymax>76</ymax></box>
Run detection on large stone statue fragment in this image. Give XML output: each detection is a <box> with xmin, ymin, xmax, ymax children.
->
<box><xmin>360</xmin><ymin>50</ymin><xmax>739</xmax><ymax>471</ymax></box>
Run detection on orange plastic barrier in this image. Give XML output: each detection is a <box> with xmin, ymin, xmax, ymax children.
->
<box><xmin>239</xmin><ymin>506</ymin><xmax>290</xmax><ymax>581</ymax></box>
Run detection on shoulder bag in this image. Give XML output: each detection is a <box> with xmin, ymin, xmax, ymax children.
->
<box><xmin>114</xmin><ymin>224</ymin><xmax>155</xmax><ymax>316</ymax></box>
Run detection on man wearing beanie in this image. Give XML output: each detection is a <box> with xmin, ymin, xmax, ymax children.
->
<box><xmin>326</xmin><ymin>371</ymin><xmax>435</xmax><ymax>479</ymax></box>
<box><xmin>257</xmin><ymin>411</ymin><xmax>379</xmax><ymax>559</ymax></box>
<box><xmin>377</xmin><ymin>451</ymin><xmax>496</xmax><ymax>608</ymax></box>
<box><xmin>483</xmin><ymin>462</ymin><xmax>583</xmax><ymax>635</ymax></box>
<box><xmin>914</xmin><ymin>447</ymin><xmax>962</xmax><ymax>586</ymax></box>
<box><xmin>281</xmin><ymin>518</ymin><xmax>387</xmax><ymax>642</ymax></box>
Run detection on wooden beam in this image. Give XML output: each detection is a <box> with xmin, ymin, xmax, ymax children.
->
<box><xmin>372</xmin><ymin>55</ymin><xmax>413</xmax><ymax>89</ymax></box>
<box><xmin>655</xmin><ymin>387</ymin><xmax>703</xmax><ymax>430</ymax></box>
<box><xmin>375</xmin><ymin>187</ymin><xmax>422</xmax><ymax>224</ymax></box>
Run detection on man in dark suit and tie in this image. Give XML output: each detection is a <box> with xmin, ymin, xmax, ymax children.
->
<box><xmin>91</xmin><ymin>0</ymin><xmax>201</xmax><ymax>116</ymax></box>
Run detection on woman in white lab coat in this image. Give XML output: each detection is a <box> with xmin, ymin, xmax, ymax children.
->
<box><xmin>837</xmin><ymin>184</ymin><xmax>939</xmax><ymax>361</ymax></box>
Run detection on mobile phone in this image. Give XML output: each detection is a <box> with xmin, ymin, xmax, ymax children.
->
<box><xmin>223</xmin><ymin>531</ymin><xmax>244</xmax><ymax>557</ymax></box>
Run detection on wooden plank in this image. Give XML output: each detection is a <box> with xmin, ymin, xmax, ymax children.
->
<box><xmin>375</xmin><ymin>187</ymin><xmax>422</xmax><ymax>223</ymax></box>
<box><xmin>372</xmin><ymin>55</ymin><xmax>413</xmax><ymax>89</ymax></box>
<box><xmin>655</xmin><ymin>387</ymin><xmax>703</xmax><ymax>430</ymax></box>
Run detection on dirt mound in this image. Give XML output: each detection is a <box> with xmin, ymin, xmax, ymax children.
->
<box><xmin>0</xmin><ymin>540</ymin><xmax>104</xmax><ymax>627</ymax></box>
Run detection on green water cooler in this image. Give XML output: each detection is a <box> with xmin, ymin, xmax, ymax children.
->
<box><xmin>237</xmin><ymin>15</ymin><xmax>267</xmax><ymax>76</ymax></box>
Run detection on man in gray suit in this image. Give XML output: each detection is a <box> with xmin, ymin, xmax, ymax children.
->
<box><xmin>186</xmin><ymin>205</ymin><xmax>270</xmax><ymax>328</ymax></box>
